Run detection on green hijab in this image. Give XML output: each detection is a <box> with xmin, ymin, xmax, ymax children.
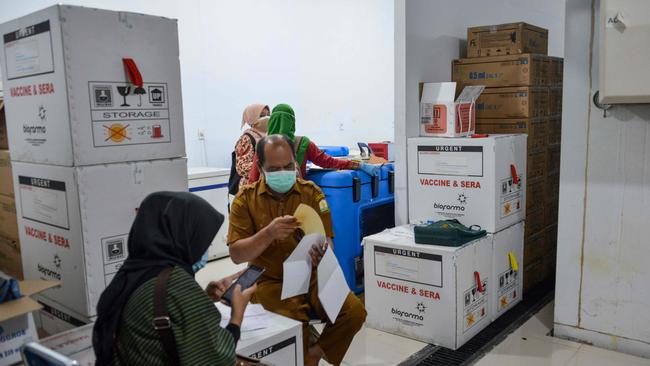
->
<box><xmin>268</xmin><ymin>104</ymin><xmax>311</xmax><ymax>166</ymax></box>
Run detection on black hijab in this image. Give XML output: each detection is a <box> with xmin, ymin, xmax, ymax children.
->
<box><xmin>92</xmin><ymin>191</ymin><xmax>224</xmax><ymax>366</ymax></box>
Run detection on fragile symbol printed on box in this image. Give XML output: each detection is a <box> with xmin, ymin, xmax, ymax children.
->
<box><xmin>102</xmin><ymin>234</ymin><xmax>128</xmax><ymax>285</ymax></box>
<box><xmin>463</xmin><ymin>279</ymin><xmax>488</xmax><ymax>333</ymax></box>
<box><xmin>498</xmin><ymin>268</ymin><xmax>519</xmax><ymax>311</ymax></box>
<box><xmin>88</xmin><ymin>81</ymin><xmax>171</xmax><ymax>147</ymax></box>
<box><xmin>500</xmin><ymin>175</ymin><xmax>522</xmax><ymax>219</ymax></box>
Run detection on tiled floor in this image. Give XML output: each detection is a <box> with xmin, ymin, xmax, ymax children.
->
<box><xmin>198</xmin><ymin>258</ymin><xmax>650</xmax><ymax>366</ymax></box>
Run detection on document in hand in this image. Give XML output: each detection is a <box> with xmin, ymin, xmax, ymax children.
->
<box><xmin>317</xmin><ymin>248</ymin><xmax>349</xmax><ymax>323</ymax></box>
<box><xmin>294</xmin><ymin>204</ymin><xmax>326</xmax><ymax>236</ymax></box>
<box><xmin>215</xmin><ymin>302</ymin><xmax>269</xmax><ymax>332</ymax></box>
<box><xmin>281</xmin><ymin>233</ymin><xmax>324</xmax><ymax>300</ymax></box>
<box><xmin>281</xmin><ymin>232</ymin><xmax>350</xmax><ymax>323</ymax></box>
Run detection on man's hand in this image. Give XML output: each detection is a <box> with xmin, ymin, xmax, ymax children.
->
<box><xmin>265</xmin><ymin>215</ymin><xmax>298</xmax><ymax>241</ymax></box>
<box><xmin>205</xmin><ymin>270</ymin><xmax>245</xmax><ymax>301</ymax></box>
<box><xmin>309</xmin><ymin>240</ymin><xmax>328</xmax><ymax>268</ymax></box>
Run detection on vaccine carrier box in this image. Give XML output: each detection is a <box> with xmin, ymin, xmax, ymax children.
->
<box><xmin>364</xmin><ymin>226</ymin><xmax>493</xmax><ymax>350</ymax></box>
<box><xmin>0</xmin><ymin>5</ymin><xmax>185</xmax><ymax>166</ymax></box>
<box><xmin>407</xmin><ymin>134</ymin><xmax>526</xmax><ymax>233</ymax></box>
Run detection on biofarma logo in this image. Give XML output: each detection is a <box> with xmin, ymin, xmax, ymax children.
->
<box><xmin>392</xmin><ymin>307</ymin><xmax>424</xmax><ymax>321</ymax></box>
<box><xmin>434</xmin><ymin>202</ymin><xmax>466</xmax><ymax>212</ymax></box>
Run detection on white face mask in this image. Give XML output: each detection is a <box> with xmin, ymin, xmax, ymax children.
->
<box><xmin>254</xmin><ymin>116</ymin><xmax>270</xmax><ymax>132</ymax></box>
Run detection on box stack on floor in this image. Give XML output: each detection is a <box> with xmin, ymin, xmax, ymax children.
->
<box><xmin>452</xmin><ymin>22</ymin><xmax>562</xmax><ymax>293</ymax></box>
<box><xmin>0</xmin><ymin>100</ymin><xmax>23</xmax><ymax>280</ymax></box>
<box><xmin>0</xmin><ymin>5</ymin><xmax>188</xmax><ymax>335</ymax></box>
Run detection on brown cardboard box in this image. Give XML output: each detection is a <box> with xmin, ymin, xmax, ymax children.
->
<box><xmin>523</xmin><ymin>258</ymin><xmax>543</xmax><ymax>293</ymax></box>
<box><xmin>524</xmin><ymin>232</ymin><xmax>545</xmax><ymax>267</ymax></box>
<box><xmin>548</xmin><ymin>115</ymin><xmax>562</xmax><ymax>145</ymax></box>
<box><xmin>0</xmin><ymin>150</ymin><xmax>13</xmax><ymax>197</ymax></box>
<box><xmin>0</xmin><ymin>235</ymin><xmax>22</xmax><ymax>280</ymax></box>
<box><xmin>549</xmin><ymin>86</ymin><xmax>563</xmax><ymax>115</ymax></box>
<box><xmin>544</xmin><ymin>200</ymin><xmax>559</xmax><ymax>228</ymax></box>
<box><xmin>0</xmin><ymin>100</ymin><xmax>7</xmax><ymax>150</ymax></box>
<box><xmin>476</xmin><ymin>117</ymin><xmax>548</xmax><ymax>153</ymax></box>
<box><xmin>549</xmin><ymin>57</ymin><xmax>564</xmax><ymax>85</ymax></box>
<box><xmin>452</xmin><ymin>54</ymin><xmax>552</xmax><ymax>88</ymax></box>
<box><xmin>0</xmin><ymin>194</ymin><xmax>19</xmax><ymax>241</ymax></box>
<box><xmin>476</xmin><ymin>87</ymin><xmax>549</xmax><ymax>118</ymax></box>
<box><xmin>467</xmin><ymin>22</ymin><xmax>548</xmax><ymax>58</ymax></box>
<box><xmin>545</xmin><ymin>224</ymin><xmax>558</xmax><ymax>249</ymax></box>
<box><xmin>545</xmin><ymin>172</ymin><xmax>560</xmax><ymax>204</ymax></box>
<box><xmin>527</xmin><ymin>150</ymin><xmax>547</xmax><ymax>180</ymax></box>
<box><xmin>525</xmin><ymin>206</ymin><xmax>545</xmax><ymax>238</ymax></box>
<box><xmin>526</xmin><ymin>176</ymin><xmax>545</xmax><ymax>211</ymax></box>
<box><xmin>547</xmin><ymin>145</ymin><xmax>561</xmax><ymax>175</ymax></box>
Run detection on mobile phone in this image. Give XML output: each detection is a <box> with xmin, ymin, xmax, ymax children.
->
<box><xmin>222</xmin><ymin>265</ymin><xmax>266</xmax><ymax>305</ymax></box>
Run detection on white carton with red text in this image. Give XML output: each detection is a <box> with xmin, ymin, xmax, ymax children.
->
<box><xmin>363</xmin><ymin>226</ymin><xmax>493</xmax><ymax>349</ymax></box>
<box><xmin>407</xmin><ymin>135</ymin><xmax>526</xmax><ymax>233</ymax></box>
<box><xmin>12</xmin><ymin>158</ymin><xmax>188</xmax><ymax>317</ymax></box>
<box><xmin>491</xmin><ymin>222</ymin><xmax>524</xmax><ymax>320</ymax></box>
<box><xmin>420</xmin><ymin>82</ymin><xmax>484</xmax><ymax>138</ymax></box>
<box><xmin>0</xmin><ymin>5</ymin><xmax>185</xmax><ymax>166</ymax></box>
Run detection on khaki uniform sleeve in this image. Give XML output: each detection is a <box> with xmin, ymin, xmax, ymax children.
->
<box><xmin>309</xmin><ymin>187</ymin><xmax>335</xmax><ymax>239</ymax></box>
<box><xmin>227</xmin><ymin>193</ymin><xmax>255</xmax><ymax>245</ymax></box>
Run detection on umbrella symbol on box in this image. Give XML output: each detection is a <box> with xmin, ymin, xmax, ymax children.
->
<box><xmin>133</xmin><ymin>87</ymin><xmax>146</xmax><ymax>107</ymax></box>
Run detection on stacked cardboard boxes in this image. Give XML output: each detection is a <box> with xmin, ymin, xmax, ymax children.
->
<box><xmin>0</xmin><ymin>5</ymin><xmax>188</xmax><ymax>334</ymax></box>
<box><xmin>0</xmin><ymin>101</ymin><xmax>22</xmax><ymax>280</ymax></box>
<box><xmin>453</xmin><ymin>22</ymin><xmax>562</xmax><ymax>293</ymax></box>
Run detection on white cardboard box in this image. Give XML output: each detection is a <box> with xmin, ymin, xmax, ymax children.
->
<box><xmin>0</xmin><ymin>279</ymin><xmax>59</xmax><ymax>366</ymax></box>
<box><xmin>0</xmin><ymin>313</ymin><xmax>37</xmax><ymax>365</ymax></box>
<box><xmin>491</xmin><ymin>222</ymin><xmax>524</xmax><ymax>320</ymax></box>
<box><xmin>238</xmin><ymin>311</ymin><xmax>304</xmax><ymax>366</ymax></box>
<box><xmin>34</xmin><ymin>295</ymin><xmax>94</xmax><ymax>337</ymax></box>
<box><xmin>363</xmin><ymin>226</ymin><xmax>492</xmax><ymax>350</ymax></box>
<box><xmin>407</xmin><ymin>134</ymin><xmax>527</xmax><ymax>233</ymax></box>
<box><xmin>0</xmin><ymin>5</ymin><xmax>185</xmax><ymax>166</ymax></box>
<box><xmin>39</xmin><ymin>323</ymin><xmax>95</xmax><ymax>366</ymax></box>
<box><xmin>188</xmin><ymin>167</ymin><xmax>230</xmax><ymax>260</ymax></box>
<box><xmin>420</xmin><ymin>82</ymin><xmax>483</xmax><ymax>138</ymax></box>
<box><xmin>12</xmin><ymin>158</ymin><xmax>188</xmax><ymax>317</ymax></box>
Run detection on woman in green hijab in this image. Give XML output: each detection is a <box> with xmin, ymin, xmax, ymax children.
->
<box><xmin>248</xmin><ymin>104</ymin><xmax>379</xmax><ymax>183</ymax></box>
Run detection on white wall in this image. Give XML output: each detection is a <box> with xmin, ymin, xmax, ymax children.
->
<box><xmin>555</xmin><ymin>0</ymin><xmax>650</xmax><ymax>358</ymax></box>
<box><xmin>394</xmin><ymin>0</ymin><xmax>566</xmax><ymax>224</ymax></box>
<box><xmin>0</xmin><ymin>0</ymin><xmax>394</xmax><ymax>168</ymax></box>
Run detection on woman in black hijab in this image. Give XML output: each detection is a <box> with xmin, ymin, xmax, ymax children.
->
<box><xmin>93</xmin><ymin>191</ymin><xmax>255</xmax><ymax>365</ymax></box>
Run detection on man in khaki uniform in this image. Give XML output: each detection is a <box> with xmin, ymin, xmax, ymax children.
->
<box><xmin>228</xmin><ymin>135</ymin><xmax>366</xmax><ymax>366</ymax></box>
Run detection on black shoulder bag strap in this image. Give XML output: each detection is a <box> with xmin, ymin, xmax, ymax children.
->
<box><xmin>153</xmin><ymin>267</ymin><xmax>180</xmax><ymax>365</ymax></box>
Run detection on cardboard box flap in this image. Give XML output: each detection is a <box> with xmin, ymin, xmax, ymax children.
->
<box><xmin>20</xmin><ymin>279</ymin><xmax>61</xmax><ymax>296</ymax></box>
<box><xmin>421</xmin><ymin>82</ymin><xmax>456</xmax><ymax>102</ymax></box>
<box><xmin>456</xmin><ymin>85</ymin><xmax>485</xmax><ymax>103</ymax></box>
<box><xmin>0</xmin><ymin>296</ymin><xmax>41</xmax><ymax>322</ymax></box>
<box><xmin>0</xmin><ymin>280</ymin><xmax>60</xmax><ymax>321</ymax></box>
<box><xmin>471</xmin><ymin>22</ymin><xmax>548</xmax><ymax>35</ymax></box>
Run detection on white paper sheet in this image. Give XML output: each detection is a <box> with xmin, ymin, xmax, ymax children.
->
<box><xmin>317</xmin><ymin>248</ymin><xmax>349</xmax><ymax>323</ymax></box>
<box><xmin>281</xmin><ymin>233</ymin><xmax>325</xmax><ymax>300</ymax></box>
<box><xmin>215</xmin><ymin>302</ymin><xmax>269</xmax><ymax>332</ymax></box>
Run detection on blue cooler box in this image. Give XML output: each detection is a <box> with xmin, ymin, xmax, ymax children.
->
<box><xmin>306</xmin><ymin>163</ymin><xmax>395</xmax><ymax>293</ymax></box>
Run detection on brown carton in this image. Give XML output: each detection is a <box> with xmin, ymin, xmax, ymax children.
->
<box><xmin>527</xmin><ymin>150</ymin><xmax>547</xmax><ymax>180</ymax></box>
<box><xmin>0</xmin><ymin>150</ymin><xmax>13</xmax><ymax>197</ymax></box>
<box><xmin>523</xmin><ymin>258</ymin><xmax>543</xmax><ymax>293</ymax></box>
<box><xmin>0</xmin><ymin>235</ymin><xmax>22</xmax><ymax>280</ymax></box>
<box><xmin>452</xmin><ymin>54</ymin><xmax>552</xmax><ymax>88</ymax></box>
<box><xmin>476</xmin><ymin>87</ymin><xmax>549</xmax><ymax>118</ymax></box>
<box><xmin>0</xmin><ymin>194</ymin><xmax>19</xmax><ymax>241</ymax></box>
<box><xmin>549</xmin><ymin>86</ymin><xmax>563</xmax><ymax>115</ymax></box>
<box><xmin>526</xmin><ymin>176</ymin><xmax>545</xmax><ymax>211</ymax></box>
<box><xmin>547</xmin><ymin>115</ymin><xmax>562</xmax><ymax>145</ymax></box>
<box><xmin>0</xmin><ymin>100</ymin><xmax>7</xmax><ymax>150</ymax></box>
<box><xmin>545</xmin><ymin>172</ymin><xmax>560</xmax><ymax>204</ymax></box>
<box><xmin>467</xmin><ymin>22</ymin><xmax>548</xmax><ymax>58</ymax></box>
<box><xmin>547</xmin><ymin>145</ymin><xmax>561</xmax><ymax>175</ymax></box>
<box><xmin>545</xmin><ymin>224</ymin><xmax>558</xmax><ymax>249</ymax></box>
<box><xmin>524</xmin><ymin>231</ymin><xmax>545</xmax><ymax>267</ymax></box>
<box><xmin>549</xmin><ymin>57</ymin><xmax>564</xmax><ymax>85</ymax></box>
<box><xmin>525</xmin><ymin>206</ymin><xmax>545</xmax><ymax>238</ymax></box>
<box><xmin>476</xmin><ymin>117</ymin><xmax>548</xmax><ymax>153</ymax></box>
<box><xmin>544</xmin><ymin>200</ymin><xmax>559</xmax><ymax>228</ymax></box>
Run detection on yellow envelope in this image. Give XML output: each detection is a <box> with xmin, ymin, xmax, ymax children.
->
<box><xmin>294</xmin><ymin>203</ymin><xmax>326</xmax><ymax>236</ymax></box>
